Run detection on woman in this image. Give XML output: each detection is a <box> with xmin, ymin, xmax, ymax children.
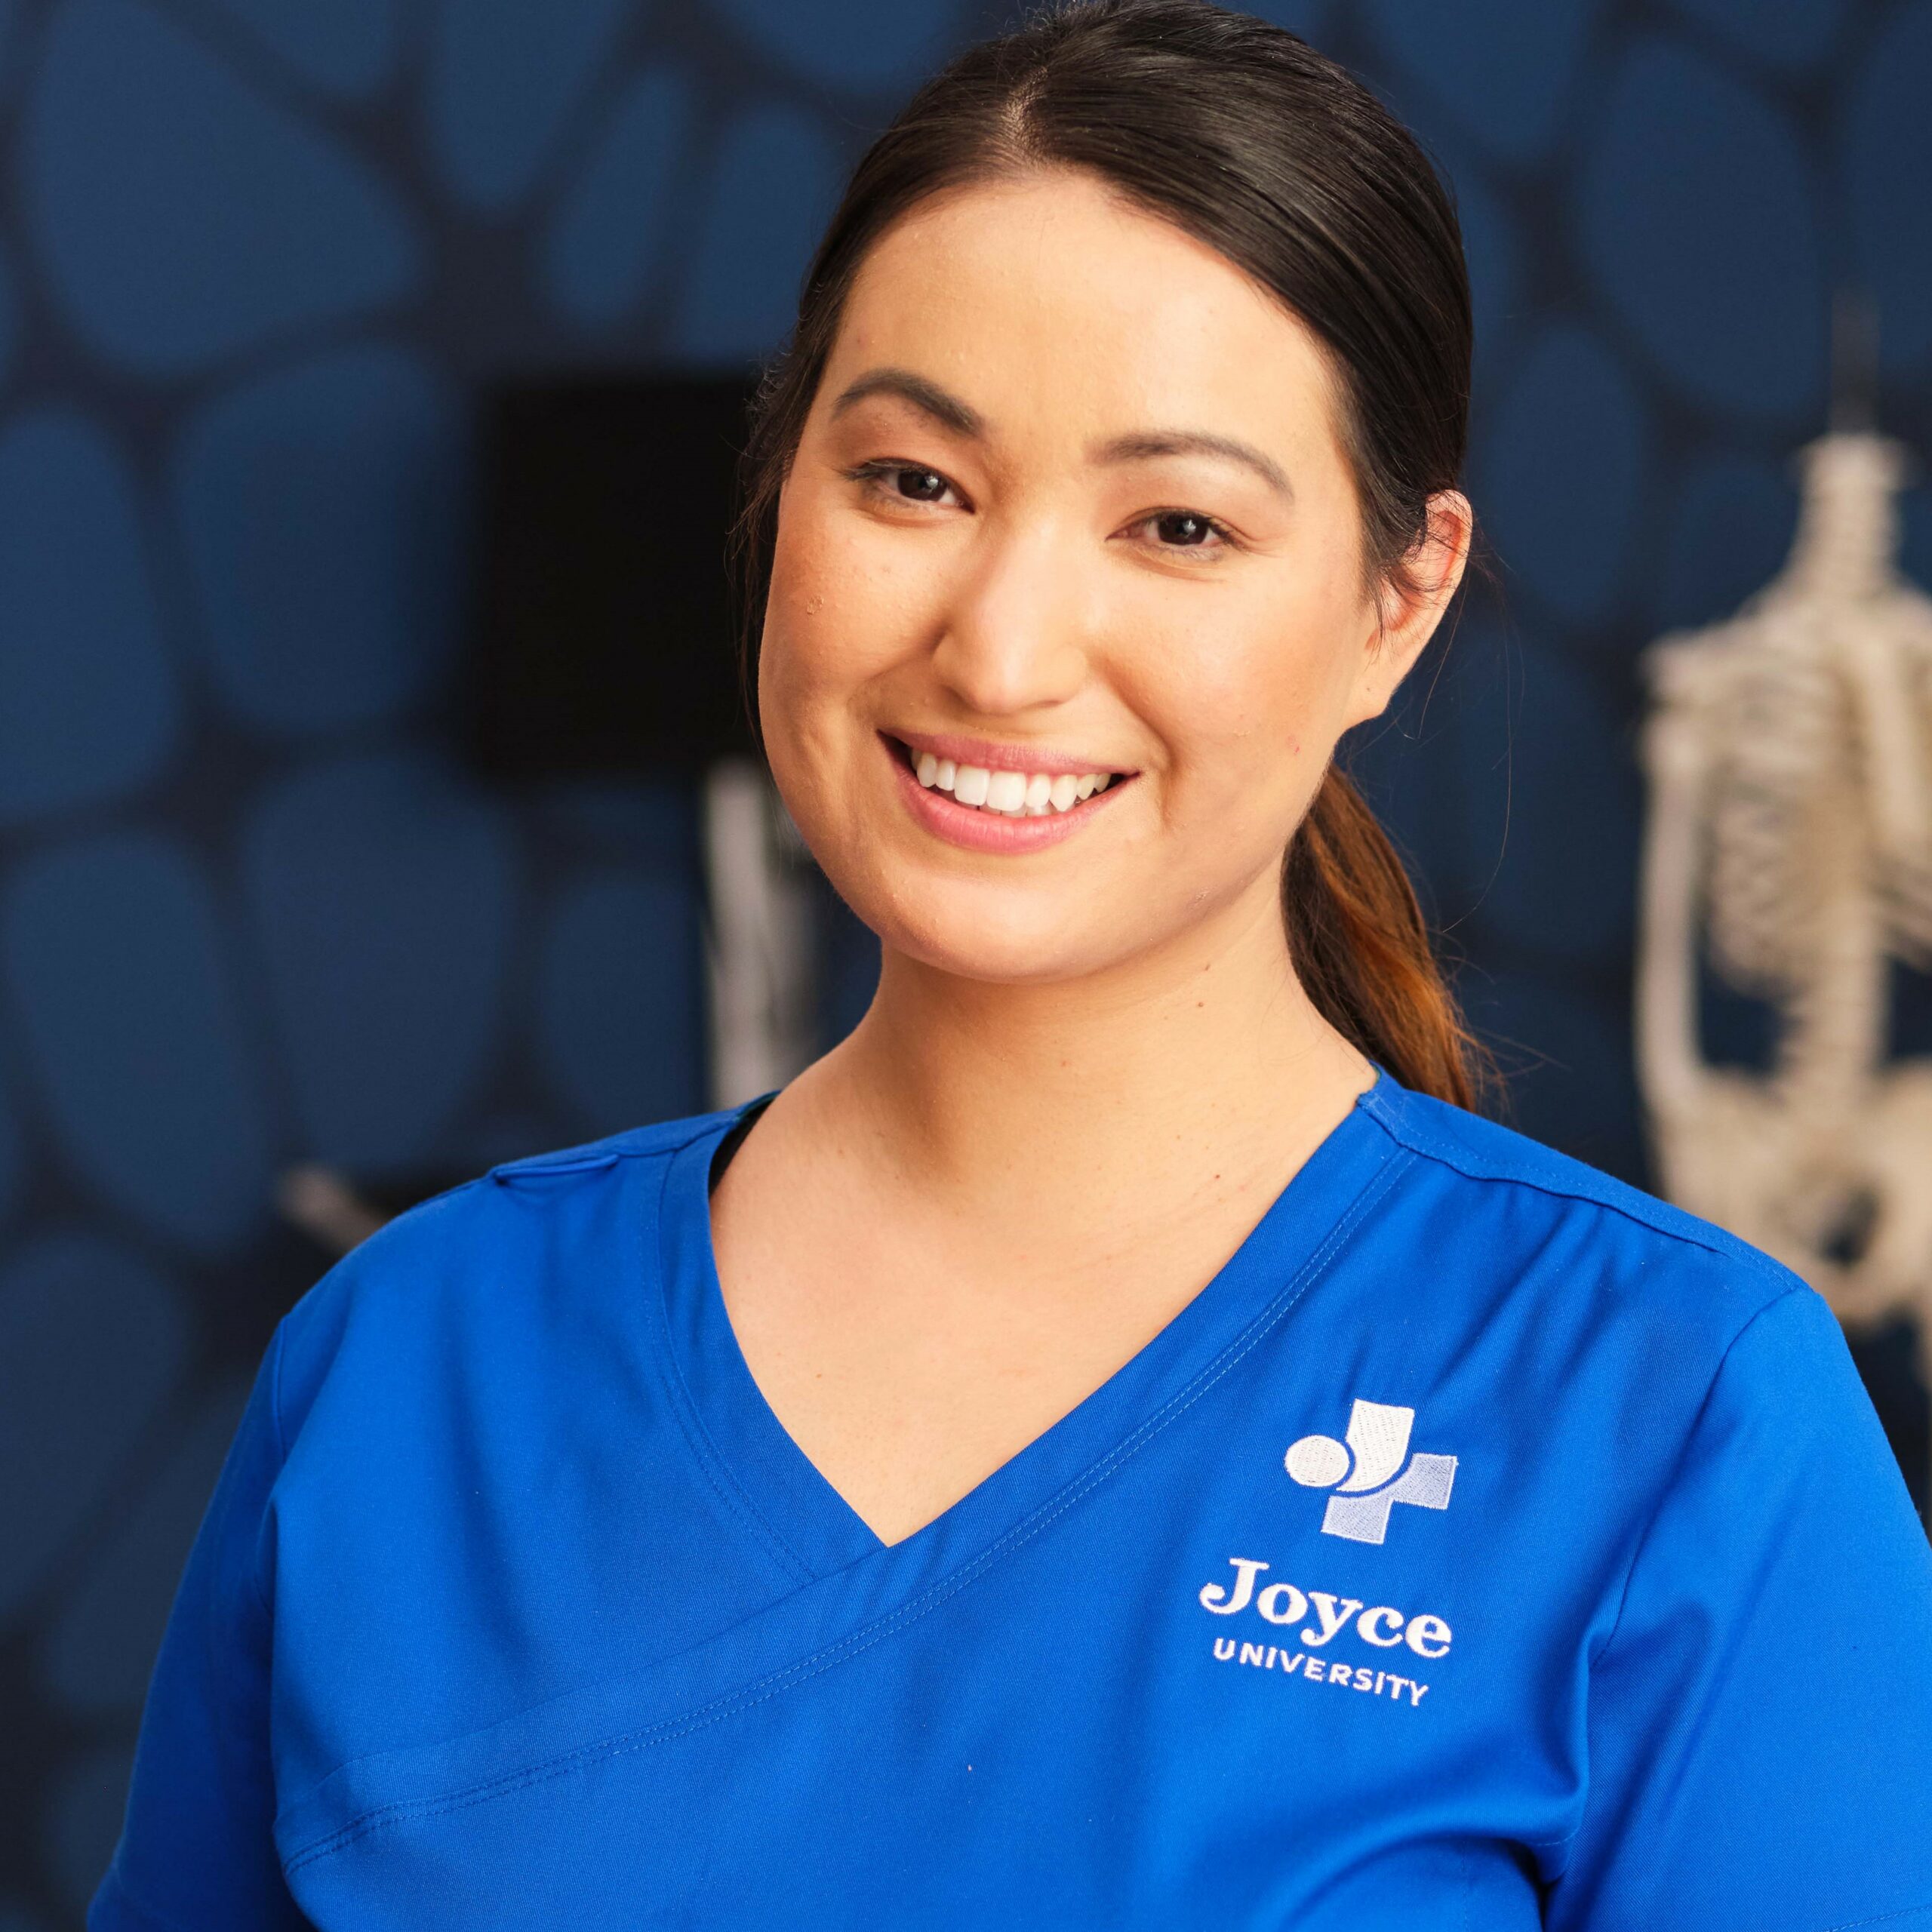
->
<box><xmin>94</xmin><ymin>3</ymin><xmax>1932</xmax><ymax>1927</ymax></box>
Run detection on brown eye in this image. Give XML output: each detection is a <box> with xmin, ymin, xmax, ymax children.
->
<box><xmin>845</xmin><ymin>460</ymin><xmax>960</xmax><ymax>509</ymax></box>
<box><xmin>1129</xmin><ymin>506</ymin><xmax>1238</xmax><ymax>559</ymax></box>
<box><xmin>894</xmin><ymin>467</ymin><xmax>949</xmax><ymax>502</ymax></box>
<box><xmin>1153</xmin><ymin>510</ymin><xmax>1215</xmax><ymax>546</ymax></box>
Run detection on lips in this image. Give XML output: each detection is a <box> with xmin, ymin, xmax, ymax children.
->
<box><xmin>881</xmin><ymin>732</ymin><xmax>1132</xmax><ymax>852</ymax></box>
<box><xmin>907</xmin><ymin>746</ymin><xmax>1113</xmax><ymax>817</ymax></box>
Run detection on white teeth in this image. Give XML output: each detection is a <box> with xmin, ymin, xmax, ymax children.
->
<box><xmin>907</xmin><ymin>745</ymin><xmax>1119</xmax><ymax>817</ymax></box>
<box><xmin>985</xmin><ymin>770</ymin><xmax>1026</xmax><ymax>813</ymax></box>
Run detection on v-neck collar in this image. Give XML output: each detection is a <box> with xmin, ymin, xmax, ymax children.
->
<box><xmin>654</xmin><ymin>1072</ymin><xmax>1407</xmax><ymax>1586</ymax></box>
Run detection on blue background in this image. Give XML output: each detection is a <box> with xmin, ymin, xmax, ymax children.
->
<box><xmin>0</xmin><ymin>0</ymin><xmax>1927</xmax><ymax>1919</ymax></box>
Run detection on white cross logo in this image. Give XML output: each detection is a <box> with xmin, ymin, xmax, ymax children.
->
<box><xmin>1285</xmin><ymin>1398</ymin><xmax>1457</xmax><ymax>1545</ymax></box>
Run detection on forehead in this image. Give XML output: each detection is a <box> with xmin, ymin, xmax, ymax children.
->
<box><xmin>820</xmin><ymin>169</ymin><xmax>1343</xmax><ymax>460</ymax></box>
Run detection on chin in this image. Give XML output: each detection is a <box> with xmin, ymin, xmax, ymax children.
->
<box><xmin>895</xmin><ymin>931</ymin><xmax>1109</xmax><ymax>985</ymax></box>
<box><xmin>860</xmin><ymin>875</ymin><xmax>1153</xmax><ymax>986</ymax></box>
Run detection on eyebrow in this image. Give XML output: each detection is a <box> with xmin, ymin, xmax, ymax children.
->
<box><xmin>830</xmin><ymin>367</ymin><xmax>984</xmax><ymax>437</ymax></box>
<box><xmin>1091</xmin><ymin>429</ymin><xmax>1294</xmax><ymax>503</ymax></box>
<box><xmin>828</xmin><ymin>366</ymin><xmax>1294</xmax><ymax>503</ymax></box>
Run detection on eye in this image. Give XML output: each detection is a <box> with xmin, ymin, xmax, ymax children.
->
<box><xmin>844</xmin><ymin>459</ymin><xmax>963</xmax><ymax>509</ymax></box>
<box><xmin>1128</xmin><ymin>507</ymin><xmax>1241</xmax><ymax>559</ymax></box>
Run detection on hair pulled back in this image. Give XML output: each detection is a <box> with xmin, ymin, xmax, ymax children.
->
<box><xmin>732</xmin><ymin>0</ymin><xmax>1491</xmax><ymax>1109</ymax></box>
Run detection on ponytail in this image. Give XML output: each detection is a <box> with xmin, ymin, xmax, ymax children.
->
<box><xmin>1284</xmin><ymin>767</ymin><xmax>1492</xmax><ymax>1109</ymax></box>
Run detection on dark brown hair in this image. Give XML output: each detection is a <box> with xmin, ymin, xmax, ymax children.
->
<box><xmin>730</xmin><ymin>0</ymin><xmax>1492</xmax><ymax>1109</ymax></box>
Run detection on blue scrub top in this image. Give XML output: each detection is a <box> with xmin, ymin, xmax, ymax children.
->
<box><xmin>91</xmin><ymin>1072</ymin><xmax>1932</xmax><ymax>1930</ymax></box>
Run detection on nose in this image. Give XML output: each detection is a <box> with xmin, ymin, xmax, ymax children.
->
<box><xmin>927</xmin><ymin>514</ymin><xmax>1091</xmax><ymax>718</ymax></box>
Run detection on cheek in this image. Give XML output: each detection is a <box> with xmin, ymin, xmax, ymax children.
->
<box><xmin>759</xmin><ymin>510</ymin><xmax>857</xmax><ymax>759</ymax></box>
<box><xmin>761</xmin><ymin>494</ymin><xmax>915</xmax><ymax>714</ymax></box>
<box><xmin>1139</xmin><ymin>594</ymin><xmax>1358</xmax><ymax>803</ymax></box>
<box><xmin>757</xmin><ymin>493</ymin><xmax>923</xmax><ymax>866</ymax></box>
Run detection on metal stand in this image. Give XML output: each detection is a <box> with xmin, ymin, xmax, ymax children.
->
<box><xmin>702</xmin><ymin>758</ymin><xmax>818</xmax><ymax>1111</ymax></box>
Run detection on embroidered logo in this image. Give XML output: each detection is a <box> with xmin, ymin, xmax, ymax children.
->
<box><xmin>1284</xmin><ymin>1398</ymin><xmax>1456</xmax><ymax>1545</ymax></box>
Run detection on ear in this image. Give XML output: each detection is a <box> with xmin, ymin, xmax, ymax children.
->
<box><xmin>1339</xmin><ymin>490</ymin><xmax>1475</xmax><ymax>731</ymax></box>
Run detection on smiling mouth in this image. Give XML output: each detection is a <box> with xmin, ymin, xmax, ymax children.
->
<box><xmin>886</xmin><ymin>736</ymin><xmax>1129</xmax><ymax>818</ymax></box>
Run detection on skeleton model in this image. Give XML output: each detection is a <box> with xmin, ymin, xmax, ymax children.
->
<box><xmin>1637</xmin><ymin>430</ymin><xmax>1932</xmax><ymax>1442</ymax></box>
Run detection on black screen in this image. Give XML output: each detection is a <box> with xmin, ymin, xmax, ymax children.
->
<box><xmin>465</xmin><ymin>371</ymin><xmax>761</xmax><ymax>777</ymax></box>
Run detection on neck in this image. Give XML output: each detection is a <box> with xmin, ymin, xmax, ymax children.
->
<box><xmin>799</xmin><ymin>872</ymin><xmax>1374</xmax><ymax>1229</ymax></box>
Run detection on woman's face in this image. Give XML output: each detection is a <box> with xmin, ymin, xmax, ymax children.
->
<box><xmin>760</xmin><ymin>168</ymin><xmax>1460</xmax><ymax>986</ymax></box>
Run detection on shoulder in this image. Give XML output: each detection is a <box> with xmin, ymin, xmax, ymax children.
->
<box><xmin>483</xmin><ymin>1106</ymin><xmax>745</xmax><ymax>1183</ymax></box>
<box><xmin>1360</xmin><ymin>1075</ymin><xmax>1814</xmax><ymax>1364</ymax></box>
<box><xmin>1352</xmin><ymin>1083</ymin><xmax>1903</xmax><ymax>1589</ymax></box>
<box><xmin>269</xmin><ymin>1106</ymin><xmax>742</xmax><ymax>1446</ymax></box>
<box><xmin>1365</xmin><ymin>1076</ymin><xmax>1790</xmax><ymax>1284</ymax></box>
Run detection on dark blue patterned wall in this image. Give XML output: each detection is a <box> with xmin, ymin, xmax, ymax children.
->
<box><xmin>0</xmin><ymin>1</ymin><xmax>1927</xmax><ymax>1921</ymax></box>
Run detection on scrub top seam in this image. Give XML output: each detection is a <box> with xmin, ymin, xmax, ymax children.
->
<box><xmin>640</xmin><ymin>1143</ymin><xmax>822</xmax><ymax>1590</ymax></box>
<box><xmin>281</xmin><ymin>1139</ymin><xmax>1413</xmax><ymax>1875</ymax></box>
<box><xmin>1820</xmin><ymin>1904</ymin><xmax>1932</xmax><ymax>1930</ymax></box>
<box><xmin>491</xmin><ymin>1114</ymin><xmax>735</xmax><ymax>1177</ymax></box>
<box><xmin>1531</xmin><ymin>1284</ymin><xmax>1810</xmax><ymax>1878</ymax></box>
<box><xmin>1591</xmin><ymin>1282</ymin><xmax>1807</xmax><ymax>1668</ymax></box>
<box><xmin>1361</xmin><ymin>1086</ymin><xmax>1798</xmax><ymax>1295</ymax></box>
